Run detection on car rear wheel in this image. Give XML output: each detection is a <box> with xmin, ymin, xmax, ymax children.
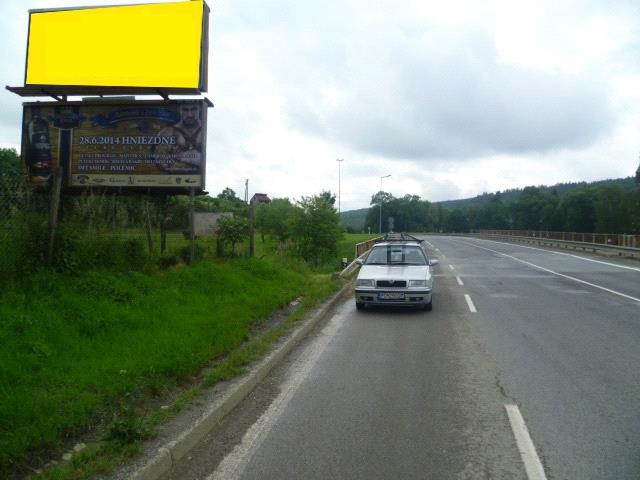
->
<box><xmin>356</xmin><ymin>302</ymin><xmax>365</xmax><ymax>310</ymax></box>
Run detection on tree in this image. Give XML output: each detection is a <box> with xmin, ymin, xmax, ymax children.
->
<box><xmin>628</xmin><ymin>188</ymin><xmax>640</xmax><ymax>234</ymax></box>
<box><xmin>594</xmin><ymin>186</ymin><xmax>627</xmax><ymax>233</ymax></box>
<box><xmin>511</xmin><ymin>186</ymin><xmax>559</xmax><ymax>230</ymax></box>
<box><xmin>216</xmin><ymin>187</ymin><xmax>246</xmax><ymax>213</ymax></box>
<box><xmin>430</xmin><ymin>203</ymin><xmax>446</xmax><ymax>232</ymax></box>
<box><xmin>291</xmin><ymin>191</ymin><xmax>341</xmax><ymax>264</ymax></box>
<box><xmin>217</xmin><ymin>215</ymin><xmax>248</xmax><ymax>255</ymax></box>
<box><xmin>559</xmin><ymin>188</ymin><xmax>596</xmax><ymax>232</ymax></box>
<box><xmin>255</xmin><ymin>198</ymin><xmax>296</xmax><ymax>242</ymax></box>
<box><xmin>445</xmin><ymin>209</ymin><xmax>470</xmax><ymax>232</ymax></box>
<box><xmin>366</xmin><ymin>191</ymin><xmax>394</xmax><ymax>233</ymax></box>
<box><xmin>0</xmin><ymin>148</ymin><xmax>20</xmax><ymax>177</ymax></box>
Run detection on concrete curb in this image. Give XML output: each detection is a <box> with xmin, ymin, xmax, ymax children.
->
<box><xmin>130</xmin><ymin>279</ymin><xmax>353</xmax><ymax>480</ymax></box>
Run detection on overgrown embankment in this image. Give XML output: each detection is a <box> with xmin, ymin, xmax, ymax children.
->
<box><xmin>0</xmin><ymin>256</ymin><xmax>340</xmax><ymax>476</ymax></box>
<box><xmin>1</xmin><ymin>150</ymin><xmax>376</xmax><ymax>476</ymax></box>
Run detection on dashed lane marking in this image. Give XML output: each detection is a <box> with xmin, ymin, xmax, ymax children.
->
<box><xmin>464</xmin><ymin>294</ymin><xmax>477</xmax><ymax>313</ymax></box>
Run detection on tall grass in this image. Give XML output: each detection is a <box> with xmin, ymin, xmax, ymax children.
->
<box><xmin>0</xmin><ymin>258</ymin><xmax>321</xmax><ymax>473</ymax></box>
<box><xmin>0</xmin><ymin>230</ymin><xmax>368</xmax><ymax>476</ymax></box>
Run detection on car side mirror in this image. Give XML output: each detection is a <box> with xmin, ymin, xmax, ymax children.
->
<box><xmin>356</xmin><ymin>258</ymin><xmax>364</xmax><ymax>265</ymax></box>
<box><xmin>429</xmin><ymin>259</ymin><xmax>439</xmax><ymax>266</ymax></box>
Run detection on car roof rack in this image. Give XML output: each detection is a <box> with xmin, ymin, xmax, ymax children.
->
<box><xmin>376</xmin><ymin>233</ymin><xmax>424</xmax><ymax>243</ymax></box>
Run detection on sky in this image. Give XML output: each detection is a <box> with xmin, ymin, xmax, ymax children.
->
<box><xmin>1</xmin><ymin>0</ymin><xmax>639</xmax><ymax>211</ymax></box>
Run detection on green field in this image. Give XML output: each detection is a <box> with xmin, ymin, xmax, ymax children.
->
<box><xmin>337</xmin><ymin>233</ymin><xmax>381</xmax><ymax>264</ymax></box>
<box><xmin>0</xmin><ymin>234</ymin><xmax>370</xmax><ymax>478</ymax></box>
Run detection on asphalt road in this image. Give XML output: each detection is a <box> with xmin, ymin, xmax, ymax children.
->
<box><xmin>163</xmin><ymin>236</ymin><xmax>640</xmax><ymax>480</ymax></box>
<box><xmin>426</xmin><ymin>236</ymin><xmax>640</xmax><ymax>480</ymax></box>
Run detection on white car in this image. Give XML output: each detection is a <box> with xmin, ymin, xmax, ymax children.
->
<box><xmin>354</xmin><ymin>236</ymin><xmax>437</xmax><ymax>311</ymax></box>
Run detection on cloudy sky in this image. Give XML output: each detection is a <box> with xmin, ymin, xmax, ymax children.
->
<box><xmin>1</xmin><ymin>0</ymin><xmax>639</xmax><ymax>211</ymax></box>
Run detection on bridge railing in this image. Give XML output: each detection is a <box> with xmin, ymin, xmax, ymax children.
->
<box><xmin>472</xmin><ymin>230</ymin><xmax>640</xmax><ymax>259</ymax></box>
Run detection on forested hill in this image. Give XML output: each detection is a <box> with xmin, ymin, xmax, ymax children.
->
<box><xmin>339</xmin><ymin>176</ymin><xmax>638</xmax><ymax>233</ymax></box>
<box><xmin>437</xmin><ymin>177</ymin><xmax>636</xmax><ymax>210</ymax></box>
<box><xmin>340</xmin><ymin>207</ymin><xmax>370</xmax><ymax>231</ymax></box>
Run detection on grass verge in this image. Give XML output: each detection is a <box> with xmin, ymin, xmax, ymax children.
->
<box><xmin>0</xmin><ymin>234</ymin><xmax>371</xmax><ymax>478</ymax></box>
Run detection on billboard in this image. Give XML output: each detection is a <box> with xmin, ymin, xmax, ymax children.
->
<box><xmin>22</xmin><ymin>99</ymin><xmax>208</xmax><ymax>191</ymax></box>
<box><xmin>25</xmin><ymin>0</ymin><xmax>209</xmax><ymax>91</ymax></box>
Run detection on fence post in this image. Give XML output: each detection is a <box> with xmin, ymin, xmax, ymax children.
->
<box><xmin>249</xmin><ymin>201</ymin><xmax>255</xmax><ymax>258</ymax></box>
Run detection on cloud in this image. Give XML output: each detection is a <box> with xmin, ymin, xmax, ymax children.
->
<box><xmin>281</xmin><ymin>26</ymin><xmax>613</xmax><ymax>161</ymax></box>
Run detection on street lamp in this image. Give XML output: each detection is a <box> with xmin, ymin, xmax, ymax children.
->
<box><xmin>379</xmin><ymin>174</ymin><xmax>391</xmax><ymax>234</ymax></box>
<box><xmin>336</xmin><ymin>158</ymin><xmax>344</xmax><ymax>214</ymax></box>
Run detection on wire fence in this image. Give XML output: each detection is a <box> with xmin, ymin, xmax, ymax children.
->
<box><xmin>0</xmin><ymin>175</ymin><xmax>205</xmax><ymax>282</ymax></box>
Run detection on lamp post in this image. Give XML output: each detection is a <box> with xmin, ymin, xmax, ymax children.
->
<box><xmin>336</xmin><ymin>158</ymin><xmax>344</xmax><ymax>214</ymax></box>
<box><xmin>379</xmin><ymin>174</ymin><xmax>391</xmax><ymax>234</ymax></box>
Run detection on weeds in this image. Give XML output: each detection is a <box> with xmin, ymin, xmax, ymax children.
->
<box><xmin>0</xmin><ymin>235</ymin><xmax>362</xmax><ymax>478</ymax></box>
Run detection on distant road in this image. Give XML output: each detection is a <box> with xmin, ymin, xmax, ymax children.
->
<box><xmin>164</xmin><ymin>236</ymin><xmax>640</xmax><ymax>480</ymax></box>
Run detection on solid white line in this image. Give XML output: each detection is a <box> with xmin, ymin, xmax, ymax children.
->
<box><xmin>207</xmin><ymin>313</ymin><xmax>346</xmax><ymax>480</ymax></box>
<box><xmin>505</xmin><ymin>404</ymin><xmax>547</xmax><ymax>480</ymax></box>
<box><xmin>467</xmin><ymin>243</ymin><xmax>640</xmax><ymax>304</ymax></box>
<box><xmin>456</xmin><ymin>276</ymin><xmax>464</xmax><ymax>286</ymax></box>
<box><xmin>474</xmin><ymin>237</ymin><xmax>640</xmax><ymax>273</ymax></box>
<box><xmin>464</xmin><ymin>294</ymin><xmax>477</xmax><ymax>312</ymax></box>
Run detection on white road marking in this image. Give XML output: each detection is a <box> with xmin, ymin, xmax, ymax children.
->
<box><xmin>207</xmin><ymin>312</ymin><xmax>346</xmax><ymax>480</ymax></box>
<box><xmin>449</xmin><ymin>264</ymin><xmax>455</xmax><ymax>271</ymax></box>
<box><xmin>467</xmin><ymin>243</ymin><xmax>640</xmax><ymax>304</ymax></box>
<box><xmin>475</xmin><ymin>237</ymin><xmax>640</xmax><ymax>273</ymax></box>
<box><xmin>464</xmin><ymin>294</ymin><xmax>477</xmax><ymax>313</ymax></box>
<box><xmin>456</xmin><ymin>276</ymin><xmax>464</xmax><ymax>286</ymax></box>
<box><xmin>505</xmin><ymin>404</ymin><xmax>547</xmax><ymax>480</ymax></box>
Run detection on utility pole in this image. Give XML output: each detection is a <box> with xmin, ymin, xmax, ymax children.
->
<box><xmin>379</xmin><ymin>174</ymin><xmax>391</xmax><ymax>234</ymax></box>
<box><xmin>336</xmin><ymin>158</ymin><xmax>344</xmax><ymax>214</ymax></box>
<box><xmin>246</xmin><ymin>178</ymin><xmax>255</xmax><ymax>257</ymax></box>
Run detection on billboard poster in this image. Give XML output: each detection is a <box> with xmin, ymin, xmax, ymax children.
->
<box><xmin>25</xmin><ymin>0</ymin><xmax>209</xmax><ymax>91</ymax></box>
<box><xmin>21</xmin><ymin>100</ymin><xmax>208</xmax><ymax>191</ymax></box>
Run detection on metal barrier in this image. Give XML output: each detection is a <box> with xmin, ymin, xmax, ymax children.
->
<box><xmin>474</xmin><ymin>231</ymin><xmax>640</xmax><ymax>259</ymax></box>
<box><xmin>477</xmin><ymin>230</ymin><xmax>640</xmax><ymax>249</ymax></box>
<box><xmin>354</xmin><ymin>236</ymin><xmax>384</xmax><ymax>258</ymax></box>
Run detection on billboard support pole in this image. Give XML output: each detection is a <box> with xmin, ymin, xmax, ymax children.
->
<box><xmin>189</xmin><ymin>188</ymin><xmax>195</xmax><ymax>264</ymax></box>
<box><xmin>47</xmin><ymin>168</ymin><xmax>63</xmax><ymax>265</ymax></box>
<box><xmin>160</xmin><ymin>195</ymin><xmax>168</xmax><ymax>254</ymax></box>
<box><xmin>144</xmin><ymin>195</ymin><xmax>154</xmax><ymax>253</ymax></box>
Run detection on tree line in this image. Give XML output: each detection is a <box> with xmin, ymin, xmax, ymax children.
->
<box><xmin>1</xmin><ymin>147</ymin><xmax>342</xmax><ymax>269</ymax></box>
<box><xmin>362</xmin><ymin>184</ymin><xmax>640</xmax><ymax>234</ymax></box>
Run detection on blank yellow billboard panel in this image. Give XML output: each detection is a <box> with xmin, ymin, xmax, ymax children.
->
<box><xmin>26</xmin><ymin>1</ymin><xmax>208</xmax><ymax>90</ymax></box>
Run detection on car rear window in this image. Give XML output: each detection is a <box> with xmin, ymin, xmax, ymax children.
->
<box><xmin>365</xmin><ymin>245</ymin><xmax>427</xmax><ymax>265</ymax></box>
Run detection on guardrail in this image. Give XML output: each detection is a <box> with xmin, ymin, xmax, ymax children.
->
<box><xmin>337</xmin><ymin>236</ymin><xmax>385</xmax><ymax>279</ymax></box>
<box><xmin>354</xmin><ymin>236</ymin><xmax>384</xmax><ymax>258</ymax></box>
<box><xmin>473</xmin><ymin>231</ymin><xmax>640</xmax><ymax>259</ymax></box>
<box><xmin>477</xmin><ymin>230</ymin><xmax>640</xmax><ymax>248</ymax></box>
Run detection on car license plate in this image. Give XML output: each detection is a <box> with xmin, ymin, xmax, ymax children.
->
<box><xmin>379</xmin><ymin>292</ymin><xmax>405</xmax><ymax>300</ymax></box>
